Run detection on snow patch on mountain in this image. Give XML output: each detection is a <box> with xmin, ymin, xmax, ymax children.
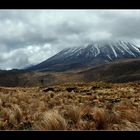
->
<box><xmin>109</xmin><ymin>44</ymin><xmax>118</xmax><ymax>58</ymax></box>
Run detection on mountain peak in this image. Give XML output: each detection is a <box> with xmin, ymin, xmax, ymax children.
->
<box><xmin>27</xmin><ymin>40</ymin><xmax>140</xmax><ymax>71</ymax></box>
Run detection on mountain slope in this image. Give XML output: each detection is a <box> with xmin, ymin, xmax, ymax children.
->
<box><xmin>27</xmin><ymin>40</ymin><xmax>140</xmax><ymax>71</ymax></box>
<box><xmin>0</xmin><ymin>58</ymin><xmax>140</xmax><ymax>87</ymax></box>
<box><xmin>75</xmin><ymin>58</ymin><xmax>140</xmax><ymax>83</ymax></box>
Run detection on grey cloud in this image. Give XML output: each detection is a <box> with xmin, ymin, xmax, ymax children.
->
<box><xmin>109</xmin><ymin>17</ymin><xmax>140</xmax><ymax>39</ymax></box>
<box><xmin>0</xmin><ymin>10</ymin><xmax>140</xmax><ymax>69</ymax></box>
<box><xmin>0</xmin><ymin>43</ymin><xmax>58</xmax><ymax>70</ymax></box>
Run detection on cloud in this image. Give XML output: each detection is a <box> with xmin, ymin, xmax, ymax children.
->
<box><xmin>0</xmin><ymin>43</ymin><xmax>58</xmax><ymax>70</ymax></box>
<box><xmin>0</xmin><ymin>10</ymin><xmax>140</xmax><ymax>69</ymax></box>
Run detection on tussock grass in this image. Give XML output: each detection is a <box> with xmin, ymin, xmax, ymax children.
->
<box><xmin>64</xmin><ymin>105</ymin><xmax>81</xmax><ymax>124</ymax></box>
<box><xmin>34</xmin><ymin>110</ymin><xmax>67</xmax><ymax>130</ymax></box>
<box><xmin>91</xmin><ymin>107</ymin><xmax>108</xmax><ymax>129</ymax></box>
<box><xmin>0</xmin><ymin>81</ymin><xmax>140</xmax><ymax>130</ymax></box>
<box><xmin>0</xmin><ymin>98</ymin><xmax>2</xmax><ymax>107</ymax></box>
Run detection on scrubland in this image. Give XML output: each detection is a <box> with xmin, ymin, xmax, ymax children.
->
<box><xmin>0</xmin><ymin>81</ymin><xmax>140</xmax><ymax>130</ymax></box>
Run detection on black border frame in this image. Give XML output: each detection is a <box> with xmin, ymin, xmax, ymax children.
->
<box><xmin>0</xmin><ymin>0</ymin><xmax>140</xmax><ymax>9</ymax></box>
<box><xmin>1</xmin><ymin>131</ymin><xmax>140</xmax><ymax>140</ymax></box>
<box><xmin>0</xmin><ymin>0</ymin><xmax>140</xmax><ymax>140</ymax></box>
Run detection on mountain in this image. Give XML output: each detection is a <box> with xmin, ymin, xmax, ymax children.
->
<box><xmin>27</xmin><ymin>40</ymin><xmax>140</xmax><ymax>71</ymax></box>
<box><xmin>1</xmin><ymin>40</ymin><xmax>140</xmax><ymax>87</ymax></box>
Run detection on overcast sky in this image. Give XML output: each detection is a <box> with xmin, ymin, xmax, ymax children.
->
<box><xmin>0</xmin><ymin>10</ymin><xmax>140</xmax><ymax>70</ymax></box>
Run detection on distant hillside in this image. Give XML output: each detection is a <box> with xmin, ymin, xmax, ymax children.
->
<box><xmin>0</xmin><ymin>58</ymin><xmax>140</xmax><ymax>87</ymax></box>
<box><xmin>76</xmin><ymin>58</ymin><xmax>140</xmax><ymax>83</ymax></box>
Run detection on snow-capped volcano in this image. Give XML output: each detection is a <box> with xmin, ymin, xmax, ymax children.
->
<box><xmin>27</xmin><ymin>40</ymin><xmax>140</xmax><ymax>71</ymax></box>
<box><xmin>60</xmin><ymin>40</ymin><xmax>140</xmax><ymax>59</ymax></box>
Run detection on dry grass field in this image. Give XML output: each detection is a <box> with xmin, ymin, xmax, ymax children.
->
<box><xmin>0</xmin><ymin>81</ymin><xmax>140</xmax><ymax>130</ymax></box>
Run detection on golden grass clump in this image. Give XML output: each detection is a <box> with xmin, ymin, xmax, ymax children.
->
<box><xmin>91</xmin><ymin>107</ymin><xmax>108</xmax><ymax>129</ymax></box>
<box><xmin>0</xmin><ymin>98</ymin><xmax>2</xmax><ymax>107</ymax></box>
<box><xmin>120</xmin><ymin>120</ymin><xmax>140</xmax><ymax>130</ymax></box>
<box><xmin>34</xmin><ymin>110</ymin><xmax>67</xmax><ymax>130</ymax></box>
<box><xmin>114</xmin><ymin>103</ymin><xmax>140</xmax><ymax>123</ymax></box>
<box><xmin>64</xmin><ymin>105</ymin><xmax>81</xmax><ymax>124</ymax></box>
<box><xmin>0</xmin><ymin>104</ymin><xmax>23</xmax><ymax>130</ymax></box>
<box><xmin>11</xmin><ymin>104</ymin><xmax>22</xmax><ymax>123</ymax></box>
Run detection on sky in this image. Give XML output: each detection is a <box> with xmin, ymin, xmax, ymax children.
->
<box><xmin>0</xmin><ymin>10</ymin><xmax>140</xmax><ymax>70</ymax></box>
